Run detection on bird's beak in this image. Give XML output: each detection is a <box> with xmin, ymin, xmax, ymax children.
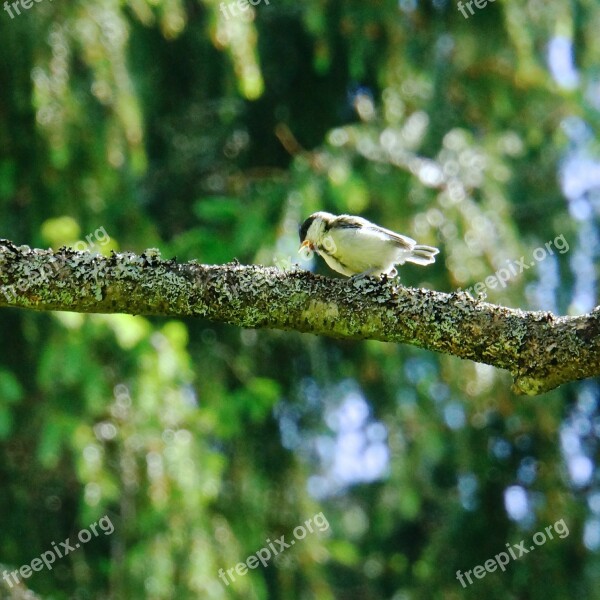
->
<box><xmin>299</xmin><ymin>240</ymin><xmax>314</xmax><ymax>253</ymax></box>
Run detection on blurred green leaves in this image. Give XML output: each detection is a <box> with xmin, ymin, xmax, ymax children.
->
<box><xmin>0</xmin><ymin>1</ymin><xmax>599</xmax><ymax>599</ymax></box>
<box><xmin>0</xmin><ymin>368</ymin><xmax>23</xmax><ymax>439</ymax></box>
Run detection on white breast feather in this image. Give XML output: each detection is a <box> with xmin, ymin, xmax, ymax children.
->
<box><xmin>324</xmin><ymin>227</ymin><xmax>410</xmax><ymax>276</ymax></box>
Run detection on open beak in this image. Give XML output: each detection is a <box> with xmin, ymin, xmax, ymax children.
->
<box><xmin>299</xmin><ymin>240</ymin><xmax>314</xmax><ymax>253</ymax></box>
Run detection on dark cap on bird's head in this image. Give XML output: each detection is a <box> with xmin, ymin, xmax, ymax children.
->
<box><xmin>299</xmin><ymin>214</ymin><xmax>318</xmax><ymax>243</ymax></box>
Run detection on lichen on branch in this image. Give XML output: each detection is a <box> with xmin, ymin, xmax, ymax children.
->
<box><xmin>1</xmin><ymin>239</ymin><xmax>599</xmax><ymax>396</ymax></box>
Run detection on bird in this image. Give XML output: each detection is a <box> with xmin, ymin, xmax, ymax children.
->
<box><xmin>298</xmin><ymin>211</ymin><xmax>439</xmax><ymax>278</ymax></box>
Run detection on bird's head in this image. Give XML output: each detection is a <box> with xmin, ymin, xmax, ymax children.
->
<box><xmin>298</xmin><ymin>212</ymin><xmax>334</xmax><ymax>253</ymax></box>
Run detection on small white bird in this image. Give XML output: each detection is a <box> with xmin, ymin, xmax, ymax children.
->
<box><xmin>299</xmin><ymin>211</ymin><xmax>439</xmax><ymax>278</ymax></box>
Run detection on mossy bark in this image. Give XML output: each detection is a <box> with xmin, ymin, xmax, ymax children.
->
<box><xmin>1</xmin><ymin>239</ymin><xmax>598</xmax><ymax>395</ymax></box>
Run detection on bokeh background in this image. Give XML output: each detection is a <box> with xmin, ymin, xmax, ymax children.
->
<box><xmin>1</xmin><ymin>1</ymin><xmax>599</xmax><ymax>598</ymax></box>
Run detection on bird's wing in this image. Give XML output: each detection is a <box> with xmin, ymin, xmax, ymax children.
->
<box><xmin>375</xmin><ymin>226</ymin><xmax>416</xmax><ymax>249</ymax></box>
<box><xmin>330</xmin><ymin>215</ymin><xmax>371</xmax><ymax>230</ymax></box>
<box><xmin>333</xmin><ymin>215</ymin><xmax>416</xmax><ymax>249</ymax></box>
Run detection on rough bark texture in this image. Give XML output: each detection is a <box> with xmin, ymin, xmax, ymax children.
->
<box><xmin>1</xmin><ymin>239</ymin><xmax>598</xmax><ymax>395</ymax></box>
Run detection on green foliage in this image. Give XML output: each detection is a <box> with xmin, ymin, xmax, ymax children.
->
<box><xmin>0</xmin><ymin>0</ymin><xmax>599</xmax><ymax>599</ymax></box>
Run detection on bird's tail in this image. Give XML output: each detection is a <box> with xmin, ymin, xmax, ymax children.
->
<box><xmin>405</xmin><ymin>244</ymin><xmax>439</xmax><ymax>266</ymax></box>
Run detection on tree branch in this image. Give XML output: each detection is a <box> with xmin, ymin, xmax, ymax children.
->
<box><xmin>1</xmin><ymin>239</ymin><xmax>598</xmax><ymax>395</ymax></box>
